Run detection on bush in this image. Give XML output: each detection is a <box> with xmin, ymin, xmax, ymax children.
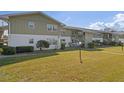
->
<box><xmin>92</xmin><ymin>40</ymin><xmax>102</xmax><ymax>46</ymax></box>
<box><xmin>118</xmin><ymin>41</ymin><xmax>122</xmax><ymax>46</ymax></box>
<box><xmin>0</xmin><ymin>43</ymin><xmax>3</xmax><ymax>48</ymax></box>
<box><xmin>0</xmin><ymin>48</ymin><xmax>3</xmax><ymax>53</ymax></box>
<box><xmin>80</xmin><ymin>43</ymin><xmax>85</xmax><ymax>48</ymax></box>
<box><xmin>102</xmin><ymin>41</ymin><xmax>109</xmax><ymax>45</ymax></box>
<box><xmin>1</xmin><ymin>47</ymin><xmax>16</xmax><ymax>55</ymax></box>
<box><xmin>16</xmin><ymin>46</ymin><xmax>34</xmax><ymax>53</ymax></box>
<box><xmin>0</xmin><ymin>43</ymin><xmax>8</xmax><ymax>48</ymax></box>
<box><xmin>88</xmin><ymin>42</ymin><xmax>95</xmax><ymax>48</ymax></box>
<box><xmin>61</xmin><ymin>43</ymin><xmax>66</xmax><ymax>50</ymax></box>
<box><xmin>109</xmin><ymin>41</ymin><xmax>117</xmax><ymax>46</ymax></box>
<box><xmin>36</xmin><ymin>40</ymin><xmax>49</xmax><ymax>51</ymax></box>
<box><xmin>0</xmin><ymin>43</ymin><xmax>3</xmax><ymax>46</ymax></box>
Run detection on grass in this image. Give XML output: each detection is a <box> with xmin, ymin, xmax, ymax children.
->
<box><xmin>0</xmin><ymin>48</ymin><xmax>3</xmax><ymax>53</ymax></box>
<box><xmin>0</xmin><ymin>46</ymin><xmax>124</xmax><ymax>82</ymax></box>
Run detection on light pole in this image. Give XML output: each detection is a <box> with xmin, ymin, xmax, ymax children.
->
<box><xmin>79</xmin><ymin>41</ymin><xmax>83</xmax><ymax>64</ymax></box>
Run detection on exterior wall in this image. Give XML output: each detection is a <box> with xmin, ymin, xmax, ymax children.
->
<box><xmin>61</xmin><ymin>29</ymin><xmax>72</xmax><ymax>37</ymax></box>
<box><xmin>64</xmin><ymin>29</ymin><xmax>85</xmax><ymax>43</ymax></box>
<box><xmin>85</xmin><ymin>32</ymin><xmax>94</xmax><ymax>47</ymax></box>
<box><xmin>112</xmin><ymin>34</ymin><xmax>120</xmax><ymax>42</ymax></box>
<box><xmin>92</xmin><ymin>38</ymin><xmax>103</xmax><ymax>42</ymax></box>
<box><xmin>119</xmin><ymin>38</ymin><xmax>124</xmax><ymax>42</ymax></box>
<box><xmin>111</xmin><ymin>34</ymin><xmax>124</xmax><ymax>43</ymax></box>
<box><xmin>8</xmin><ymin>13</ymin><xmax>73</xmax><ymax>50</ymax></box>
<box><xmin>8</xmin><ymin>34</ymin><xmax>71</xmax><ymax>50</ymax></box>
<box><xmin>9</xmin><ymin>13</ymin><xmax>63</xmax><ymax>35</ymax></box>
<box><xmin>117</xmin><ymin>34</ymin><xmax>124</xmax><ymax>42</ymax></box>
<box><xmin>92</xmin><ymin>32</ymin><xmax>103</xmax><ymax>42</ymax></box>
<box><xmin>103</xmin><ymin>33</ymin><xmax>112</xmax><ymax>42</ymax></box>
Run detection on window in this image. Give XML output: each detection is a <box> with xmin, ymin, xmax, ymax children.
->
<box><xmin>47</xmin><ymin>24</ymin><xmax>53</xmax><ymax>31</ymax></box>
<box><xmin>29</xmin><ymin>39</ymin><xmax>34</xmax><ymax>44</ymax></box>
<box><xmin>53</xmin><ymin>25</ymin><xmax>58</xmax><ymax>31</ymax></box>
<box><xmin>47</xmin><ymin>24</ymin><xmax>58</xmax><ymax>31</ymax></box>
<box><xmin>28</xmin><ymin>21</ymin><xmax>35</xmax><ymax>29</ymax></box>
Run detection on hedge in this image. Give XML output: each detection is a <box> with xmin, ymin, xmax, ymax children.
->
<box><xmin>61</xmin><ymin>43</ymin><xmax>66</xmax><ymax>50</ymax></box>
<box><xmin>1</xmin><ymin>47</ymin><xmax>16</xmax><ymax>55</ymax></box>
<box><xmin>87</xmin><ymin>42</ymin><xmax>95</xmax><ymax>48</ymax></box>
<box><xmin>16</xmin><ymin>46</ymin><xmax>34</xmax><ymax>53</ymax></box>
<box><xmin>36</xmin><ymin>40</ymin><xmax>49</xmax><ymax>51</ymax></box>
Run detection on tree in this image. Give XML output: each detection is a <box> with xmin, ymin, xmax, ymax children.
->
<box><xmin>36</xmin><ymin>40</ymin><xmax>49</xmax><ymax>51</ymax></box>
<box><xmin>61</xmin><ymin>41</ymin><xmax>66</xmax><ymax>50</ymax></box>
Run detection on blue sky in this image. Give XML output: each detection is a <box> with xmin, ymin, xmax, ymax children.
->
<box><xmin>0</xmin><ymin>11</ymin><xmax>124</xmax><ymax>31</ymax></box>
<box><xmin>44</xmin><ymin>11</ymin><xmax>122</xmax><ymax>27</ymax></box>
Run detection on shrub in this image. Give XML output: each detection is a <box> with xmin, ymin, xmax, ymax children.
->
<box><xmin>1</xmin><ymin>47</ymin><xmax>16</xmax><ymax>55</ymax></box>
<box><xmin>118</xmin><ymin>41</ymin><xmax>122</xmax><ymax>46</ymax></box>
<box><xmin>16</xmin><ymin>46</ymin><xmax>34</xmax><ymax>53</ymax></box>
<box><xmin>61</xmin><ymin>43</ymin><xmax>66</xmax><ymax>50</ymax></box>
<box><xmin>0</xmin><ymin>48</ymin><xmax>3</xmax><ymax>53</ymax></box>
<box><xmin>80</xmin><ymin>43</ymin><xmax>85</xmax><ymax>48</ymax></box>
<box><xmin>0</xmin><ymin>43</ymin><xmax>8</xmax><ymax>48</ymax></box>
<box><xmin>102</xmin><ymin>41</ymin><xmax>109</xmax><ymax>45</ymax></box>
<box><xmin>88</xmin><ymin>42</ymin><xmax>95</xmax><ymax>48</ymax></box>
<box><xmin>0</xmin><ymin>43</ymin><xmax>3</xmax><ymax>46</ymax></box>
<box><xmin>92</xmin><ymin>40</ymin><xmax>102</xmax><ymax>46</ymax></box>
<box><xmin>0</xmin><ymin>43</ymin><xmax>3</xmax><ymax>48</ymax></box>
<box><xmin>36</xmin><ymin>40</ymin><xmax>49</xmax><ymax>51</ymax></box>
<box><xmin>109</xmin><ymin>41</ymin><xmax>117</xmax><ymax>46</ymax></box>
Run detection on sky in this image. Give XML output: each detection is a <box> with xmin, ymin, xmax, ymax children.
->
<box><xmin>0</xmin><ymin>11</ymin><xmax>124</xmax><ymax>31</ymax></box>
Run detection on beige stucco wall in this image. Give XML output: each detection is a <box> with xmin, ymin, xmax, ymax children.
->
<box><xmin>9</xmin><ymin>13</ymin><xmax>64</xmax><ymax>36</ymax></box>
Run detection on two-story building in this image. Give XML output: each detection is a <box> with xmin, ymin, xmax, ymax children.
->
<box><xmin>0</xmin><ymin>11</ymin><xmax>124</xmax><ymax>50</ymax></box>
<box><xmin>0</xmin><ymin>12</ymin><xmax>71</xmax><ymax>50</ymax></box>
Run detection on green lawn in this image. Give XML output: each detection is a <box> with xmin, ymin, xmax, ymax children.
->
<box><xmin>0</xmin><ymin>48</ymin><xmax>3</xmax><ymax>53</ymax></box>
<box><xmin>0</xmin><ymin>46</ymin><xmax>124</xmax><ymax>82</ymax></box>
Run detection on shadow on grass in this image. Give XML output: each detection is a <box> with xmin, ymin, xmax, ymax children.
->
<box><xmin>0</xmin><ymin>52</ymin><xmax>58</xmax><ymax>67</ymax></box>
<box><xmin>0</xmin><ymin>47</ymin><xmax>104</xmax><ymax>67</ymax></box>
<box><xmin>83</xmin><ymin>48</ymin><xmax>103</xmax><ymax>51</ymax></box>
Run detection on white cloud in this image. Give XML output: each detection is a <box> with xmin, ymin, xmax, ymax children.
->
<box><xmin>114</xmin><ymin>13</ymin><xmax>124</xmax><ymax>22</ymax></box>
<box><xmin>88</xmin><ymin>13</ymin><xmax>124</xmax><ymax>31</ymax></box>
<box><xmin>89</xmin><ymin>22</ymin><xmax>106</xmax><ymax>31</ymax></box>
